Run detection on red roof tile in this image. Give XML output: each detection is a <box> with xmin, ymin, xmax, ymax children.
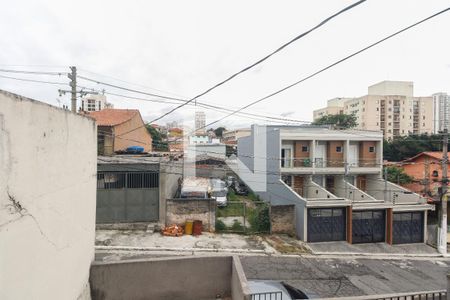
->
<box><xmin>88</xmin><ymin>109</ymin><xmax>139</xmax><ymax>126</ymax></box>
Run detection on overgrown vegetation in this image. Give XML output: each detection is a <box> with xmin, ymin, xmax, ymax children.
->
<box><xmin>383</xmin><ymin>134</ymin><xmax>442</xmax><ymax>161</ymax></box>
<box><xmin>312</xmin><ymin>113</ymin><xmax>357</xmax><ymax>129</ymax></box>
<box><xmin>145</xmin><ymin>124</ymin><xmax>168</xmax><ymax>151</ymax></box>
<box><xmin>384</xmin><ymin>166</ymin><xmax>414</xmax><ymax>184</ymax></box>
<box><xmin>215</xmin><ymin>219</ymin><xmax>226</xmax><ymax>231</ymax></box>
<box><xmin>248</xmin><ymin>204</ymin><xmax>270</xmax><ymax>233</ymax></box>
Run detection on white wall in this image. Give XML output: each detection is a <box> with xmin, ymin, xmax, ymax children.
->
<box><xmin>0</xmin><ymin>90</ymin><xmax>97</xmax><ymax>300</ymax></box>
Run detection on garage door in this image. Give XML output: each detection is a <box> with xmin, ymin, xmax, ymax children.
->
<box><xmin>352</xmin><ymin>210</ymin><xmax>385</xmax><ymax>244</ymax></box>
<box><xmin>96</xmin><ymin>171</ymin><xmax>160</xmax><ymax>223</ymax></box>
<box><xmin>307</xmin><ymin>208</ymin><xmax>346</xmax><ymax>242</ymax></box>
<box><xmin>393</xmin><ymin>212</ymin><xmax>424</xmax><ymax>244</ymax></box>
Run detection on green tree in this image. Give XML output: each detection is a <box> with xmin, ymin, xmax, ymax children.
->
<box><xmin>383</xmin><ymin>134</ymin><xmax>442</xmax><ymax>161</ymax></box>
<box><xmin>145</xmin><ymin>125</ymin><xmax>168</xmax><ymax>151</ymax></box>
<box><xmin>384</xmin><ymin>166</ymin><xmax>414</xmax><ymax>184</ymax></box>
<box><xmin>213</xmin><ymin>127</ymin><xmax>226</xmax><ymax>138</ymax></box>
<box><xmin>312</xmin><ymin>114</ymin><xmax>357</xmax><ymax>129</ymax></box>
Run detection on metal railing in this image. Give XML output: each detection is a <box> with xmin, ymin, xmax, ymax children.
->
<box><xmin>318</xmin><ymin>290</ymin><xmax>446</xmax><ymax>300</ymax></box>
<box><xmin>250</xmin><ymin>291</ymin><xmax>283</xmax><ymax>300</ymax></box>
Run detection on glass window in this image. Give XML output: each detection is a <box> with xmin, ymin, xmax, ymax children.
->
<box><xmin>369</xmin><ymin>146</ymin><xmax>375</xmax><ymax>153</ymax></box>
<box><xmin>336</xmin><ymin>146</ymin><xmax>342</xmax><ymax>153</ymax></box>
<box><xmin>301</xmin><ymin>146</ymin><xmax>308</xmax><ymax>152</ymax></box>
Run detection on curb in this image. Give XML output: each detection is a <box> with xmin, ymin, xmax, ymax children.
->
<box><xmin>310</xmin><ymin>251</ymin><xmax>444</xmax><ymax>258</ymax></box>
<box><xmin>95</xmin><ymin>245</ymin><xmax>272</xmax><ymax>254</ymax></box>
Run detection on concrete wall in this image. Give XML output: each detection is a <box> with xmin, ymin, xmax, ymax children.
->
<box><xmin>90</xmin><ymin>256</ymin><xmax>233</xmax><ymax>300</ymax></box>
<box><xmin>231</xmin><ymin>256</ymin><xmax>251</xmax><ymax>300</ymax></box>
<box><xmin>0</xmin><ymin>90</ymin><xmax>97</xmax><ymax>300</ymax></box>
<box><xmin>270</xmin><ymin>204</ymin><xmax>295</xmax><ymax>235</ymax></box>
<box><xmin>166</xmin><ymin>198</ymin><xmax>216</xmax><ymax>232</ymax></box>
<box><xmin>159</xmin><ymin>161</ymin><xmax>182</xmax><ymax>225</ymax></box>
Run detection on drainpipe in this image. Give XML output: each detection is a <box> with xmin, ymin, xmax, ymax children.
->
<box><xmin>384</xmin><ymin>166</ymin><xmax>389</xmax><ymax>203</ymax></box>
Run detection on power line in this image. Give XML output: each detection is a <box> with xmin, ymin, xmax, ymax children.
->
<box><xmin>0</xmin><ymin>74</ymin><xmax>68</xmax><ymax>85</ymax></box>
<box><xmin>77</xmin><ymin>78</ymin><xmax>312</xmax><ymax>124</ymax></box>
<box><xmin>0</xmin><ymin>68</ymin><xmax>67</xmax><ymax>76</ymax></box>
<box><xmin>112</xmin><ymin>7</ymin><xmax>450</xmax><ymax>140</ymax></box>
<box><xmin>146</xmin><ymin>0</ymin><xmax>367</xmax><ymax>124</ymax></box>
<box><xmin>201</xmin><ymin>7</ymin><xmax>450</xmax><ymax>130</ymax></box>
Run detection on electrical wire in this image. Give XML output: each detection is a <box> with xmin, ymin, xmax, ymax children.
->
<box><xmin>0</xmin><ymin>74</ymin><xmax>68</xmax><ymax>85</ymax></box>
<box><xmin>111</xmin><ymin>7</ymin><xmax>450</xmax><ymax>140</ymax></box>
<box><xmin>146</xmin><ymin>0</ymin><xmax>367</xmax><ymax>124</ymax></box>
<box><xmin>200</xmin><ymin>7</ymin><xmax>450</xmax><ymax>131</ymax></box>
<box><xmin>0</xmin><ymin>68</ymin><xmax>67</xmax><ymax>76</ymax></box>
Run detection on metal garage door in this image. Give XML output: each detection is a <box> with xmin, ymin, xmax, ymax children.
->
<box><xmin>96</xmin><ymin>171</ymin><xmax>159</xmax><ymax>223</ymax></box>
<box><xmin>352</xmin><ymin>210</ymin><xmax>385</xmax><ymax>244</ymax></box>
<box><xmin>307</xmin><ymin>208</ymin><xmax>346</xmax><ymax>242</ymax></box>
<box><xmin>393</xmin><ymin>211</ymin><xmax>424</xmax><ymax>244</ymax></box>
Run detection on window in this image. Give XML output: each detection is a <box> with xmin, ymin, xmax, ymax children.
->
<box><xmin>301</xmin><ymin>146</ymin><xmax>308</xmax><ymax>152</ymax></box>
<box><xmin>336</xmin><ymin>146</ymin><xmax>342</xmax><ymax>153</ymax></box>
<box><xmin>432</xmin><ymin>170</ymin><xmax>439</xmax><ymax>177</ymax></box>
<box><xmin>369</xmin><ymin>146</ymin><xmax>375</xmax><ymax>153</ymax></box>
<box><xmin>97</xmin><ymin>172</ymin><xmax>159</xmax><ymax>189</ymax></box>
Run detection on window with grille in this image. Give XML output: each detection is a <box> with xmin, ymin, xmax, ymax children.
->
<box><xmin>97</xmin><ymin>172</ymin><xmax>159</xmax><ymax>189</ymax></box>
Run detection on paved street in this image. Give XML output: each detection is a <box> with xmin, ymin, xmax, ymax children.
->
<box><xmin>240</xmin><ymin>256</ymin><xmax>450</xmax><ymax>298</ymax></box>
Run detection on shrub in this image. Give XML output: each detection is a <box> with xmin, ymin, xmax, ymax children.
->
<box><xmin>215</xmin><ymin>219</ymin><xmax>226</xmax><ymax>231</ymax></box>
<box><xmin>249</xmin><ymin>205</ymin><xmax>270</xmax><ymax>233</ymax></box>
<box><xmin>230</xmin><ymin>219</ymin><xmax>244</xmax><ymax>232</ymax></box>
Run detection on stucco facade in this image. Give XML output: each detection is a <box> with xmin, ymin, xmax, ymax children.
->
<box><xmin>0</xmin><ymin>90</ymin><xmax>97</xmax><ymax>300</ymax></box>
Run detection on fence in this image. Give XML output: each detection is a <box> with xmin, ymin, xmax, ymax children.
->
<box><xmin>215</xmin><ymin>200</ymin><xmax>270</xmax><ymax>234</ymax></box>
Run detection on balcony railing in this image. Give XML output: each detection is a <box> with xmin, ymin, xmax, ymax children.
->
<box><xmin>281</xmin><ymin>158</ymin><xmax>379</xmax><ymax>168</ymax></box>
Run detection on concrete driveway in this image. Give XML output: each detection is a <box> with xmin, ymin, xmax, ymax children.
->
<box><xmin>308</xmin><ymin>241</ymin><xmax>440</xmax><ymax>256</ymax></box>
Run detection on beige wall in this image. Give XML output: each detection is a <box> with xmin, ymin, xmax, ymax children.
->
<box><xmin>0</xmin><ymin>90</ymin><xmax>97</xmax><ymax>300</ymax></box>
<box><xmin>313</xmin><ymin>106</ymin><xmax>342</xmax><ymax>120</ymax></box>
<box><xmin>114</xmin><ymin>114</ymin><xmax>153</xmax><ymax>152</ymax></box>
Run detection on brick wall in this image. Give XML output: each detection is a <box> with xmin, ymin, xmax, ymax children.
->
<box><xmin>270</xmin><ymin>205</ymin><xmax>295</xmax><ymax>235</ymax></box>
<box><xmin>166</xmin><ymin>199</ymin><xmax>216</xmax><ymax>232</ymax></box>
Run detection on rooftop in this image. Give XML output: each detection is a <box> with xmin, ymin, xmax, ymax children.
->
<box><xmin>88</xmin><ymin>109</ymin><xmax>139</xmax><ymax>126</ymax></box>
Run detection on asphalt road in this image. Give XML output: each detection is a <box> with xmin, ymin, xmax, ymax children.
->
<box><xmin>240</xmin><ymin>256</ymin><xmax>450</xmax><ymax>298</ymax></box>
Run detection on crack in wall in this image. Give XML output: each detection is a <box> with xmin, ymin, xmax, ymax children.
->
<box><xmin>1</xmin><ymin>190</ymin><xmax>69</xmax><ymax>250</ymax></box>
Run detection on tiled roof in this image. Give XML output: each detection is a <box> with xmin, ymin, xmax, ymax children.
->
<box><xmin>403</xmin><ymin>151</ymin><xmax>450</xmax><ymax>162</ymax></box>
<box><xmin>88</xmin><ymin>109</ymin><xmax>139</xmax><ymax>126</ymax></box>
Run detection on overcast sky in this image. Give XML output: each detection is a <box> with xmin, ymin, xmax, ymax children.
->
<box><xmin>1</xmin><ymin>0</ymin><xmax>449</xmax><ymax>129</ymax></box>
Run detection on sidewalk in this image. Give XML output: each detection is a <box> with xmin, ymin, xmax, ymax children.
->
<box><xmin>95</xmin><ymin>230</ymin><xmax>447</xmax><ymax>259</ymax></box>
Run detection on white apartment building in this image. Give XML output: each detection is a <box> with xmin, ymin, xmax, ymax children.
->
<box><xmin>433</xmin><ymin>92</ymin><xmax>450</xmax><ymax>133</ymax></box>
<box><xmin>313</xmin><ymin>81</ymin><xmax>434</xmax><ymax>139</ymax></box>
<box><xmin>312</xmin><ymin>97</ymin><xmax>351</xmax><ymax>120</ymax></box>
<box><xmin>195</xmin><ymin>111</ymin><xmax>206</xmax><ymax>134</ymax></box>
<box><xmin>81</xmin><ymin>94</ymin><xmax>111</xmax><ymax>112</ymax></box>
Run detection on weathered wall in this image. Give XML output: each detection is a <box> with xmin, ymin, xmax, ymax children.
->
<box><xmin>166</xmin><ymin>198</ymin><xmax>216</xmax><ymax>231</ymax></box>
<box><xmin>90</xmin><ymin>256</ymin><xmax>232</xmax><ymax>300</ymax></box>
<box><xmin>0</xmin><ymin>90</ymin><xmax>97</xmax><ymax>300</ymax></box>
<box><xmin>270</xmin><ymin>205</ymin><xmax>295</xmax><ymax>235</ymax></box>
<box><xmin>159</xmin><ymin>160</ymin><xmax>182</xmax><ymax>225</ymax></box>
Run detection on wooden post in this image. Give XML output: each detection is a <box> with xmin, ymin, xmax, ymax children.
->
<box><xmin>386</xmin><ymin>208</ymin><xmax>393</xmax><ymax>245</ymax></box>
<box><xmin>346</xmin><ymin>206</ymin><xmax>353</xmax><ymax>244</ymax></box>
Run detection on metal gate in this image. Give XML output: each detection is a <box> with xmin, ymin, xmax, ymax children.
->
<box><xmin>96</xmin><ymin>171</ymin><xmax>159</xmax><ymax>223</ymax></box>
<box><xmin>393</xmin><ymin>211</ymin><xmax>424</xmax><ymax>244</ymax></box>
<box><xmin>307</xmin><ymin>208</ymin><xmax>346</xmax><ymax>242</ymax></box>
<box><xmin>352</xmin><ymin>210</ymin><xmax>385</xmax><ymax>244</ymax></box>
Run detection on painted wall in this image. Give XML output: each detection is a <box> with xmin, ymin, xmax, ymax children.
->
<box><xmin>114</xmin><ymin>113</ymin><xmax>152</xmax><ymax>152</ymax></box>
<box><xmin>0</xmin><ymin>90</ymin><xmax>97</xmax><ymax>300</ymax></box>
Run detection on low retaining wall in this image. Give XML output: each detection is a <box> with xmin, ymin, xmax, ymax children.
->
<box><xmin>90</xmin><ymin>256</ymin><xmax>251</xmax><ymax>300</ymax></box>
<box><xmin>166</xmin><ymin>198</ymin><xmax>216</xmax><ymax>232</ymax></box>
<box><xmin>270</xmin><ymin>204</ymin><xmax>295</xmax><ymax>235</ymax></box>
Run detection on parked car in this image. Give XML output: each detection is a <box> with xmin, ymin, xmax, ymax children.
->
<box><xmin>248</xmin><ymin>280</ymin><xmax>318</xmax><ymax>299</ymax></box>
<box><xmin>210</xmin><ymin>178</ymin><xmax>228</xmax><ymax>207</ymax></box>
<box><xmin>233</xmin><ymin>181</ymin><xmax>249</xmax><ymax>196</ymax></box>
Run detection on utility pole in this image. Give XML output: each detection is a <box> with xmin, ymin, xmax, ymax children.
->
<box><xmin>438</xmin><ymin>128</ymin><xmax>448</xmax><ymax>254</ymax></box>
<box><xmin>68</xmin><ymin>66</ymin><xmax>77</xmax><ymax>113</ymax></box>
